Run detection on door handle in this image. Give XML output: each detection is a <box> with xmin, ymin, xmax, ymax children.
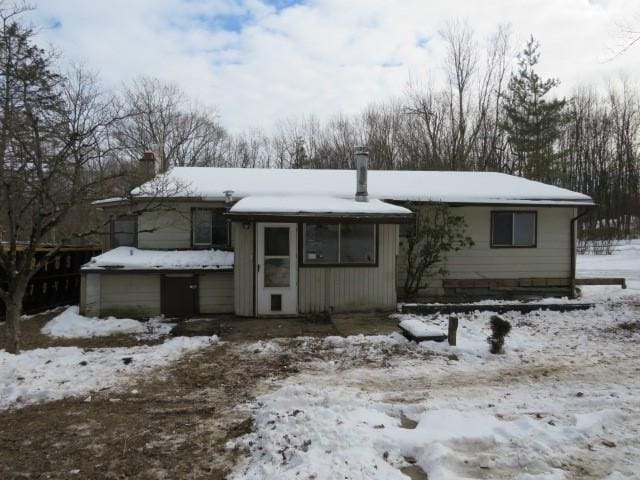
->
<box><xmin>189</xmin><ymin>285</ymin><xmax>198</xmax><ymax>290</ymax></box>
<box><xmin>257</xmin><ymin>264</ymin><xmax>260</xmax><ymax>272</ymax></box>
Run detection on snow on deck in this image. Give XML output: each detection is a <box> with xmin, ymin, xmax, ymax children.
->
<box><xmin>130</xmin><ymin>167</ymin><xmax>594</xmax><ymax>205</ymax></box>
<box><xmin>83</xmin><ymin>247</ymin><xmax>234</xmax><ymax>270</ymax></box>
<box><xmin>230</xmin><ymin>195</ymin><xmax>412</xmax><ymax>215</ymax></box>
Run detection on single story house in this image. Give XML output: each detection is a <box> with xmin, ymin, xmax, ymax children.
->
<box><xmin>80</xmin><ymin>152</ymin><xmax>594</xmax><ymax>318</ymax></box>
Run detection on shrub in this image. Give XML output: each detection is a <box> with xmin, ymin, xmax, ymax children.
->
<box><xmin>402</xmin><ymin>205</ymin><xmax>474</xmax><ymax>299</ymax></box>
<box><xmin>487</xmin><ymin>315</ymin><xmax>512</xmax><ymax>354</ymax></box>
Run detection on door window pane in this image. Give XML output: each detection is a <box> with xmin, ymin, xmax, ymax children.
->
<box><xmin>193</xmin><ymin>209</ymin><xmax>212</xmax><ymax>245</ymax></box>
<box><xmin>264</xmin><ymin>258</ymin><xmax>290</xmax><ymax>287</ymax></box>
<box><xmin>112</xmin><ymin>217</ymin><xmax>136</xmax><ymax>247</ymax></box>
<box><xmin>340</xmin><ymin>224</ymin><xmax>375</xmax><ymax>264</ymax></box>
<box><xmin>514</xmin><ymin>213</ymin><xmax>536</xmax><ymax>246</ymax></box>
<box><xmin>492</xmin><ymin>213</ymin><xmax>513</xmax><ymax>246</ymax></box>
<box><xmin>304</xmin><ymin>224</ymin><xmax>339</xmax><ymax>263</ymax></box>
<box><xmin>265</xmin><ymin>227</ymin><xmax>289</xmax><ymax>256</ymax></box>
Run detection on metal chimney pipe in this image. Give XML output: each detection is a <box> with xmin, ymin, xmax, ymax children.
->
<box><xmin>355</xmin><ymin>147</ymin><xmax>368</xmax><ymax>202</ymax></box>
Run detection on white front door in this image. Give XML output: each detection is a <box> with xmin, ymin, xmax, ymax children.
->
<box><xmin>256</xmin><ymin>223</ymin><xmax>298</xmax><ymax>315</ymax></box>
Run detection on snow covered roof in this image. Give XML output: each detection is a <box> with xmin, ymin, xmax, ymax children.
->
<box><xmin>229</xmin><ymin>196</ymin><xmax>412</xmax><ymax>217</ymax></box>
<box><xmin>82</xmin><ymin>247</ymin><xmax>234</xmax><ymax>271</ymax></box>
<box><xmin>125</xmin><ymin>167</ymin><xmax>594</xmax><ymax>207</ymax></box>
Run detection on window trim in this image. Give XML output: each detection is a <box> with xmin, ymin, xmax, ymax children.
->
<box><xmin>299</xmin><ymin>223</ymin><xmax>379</xmax><ymax>267</ymax></box>
<box><xmin>490</xmin><ymin>211</ymin><xmax>538</xmax><ymax>248</ymax></box>
<box><xmin>191</xmin><ymin>207</ymin><xmax>232</xmax><ymax>249</ymax></box>
<box><xmin>110</xmin><ymin>215</ymin><xmax>138</xmax><ymax>248</ymax></box>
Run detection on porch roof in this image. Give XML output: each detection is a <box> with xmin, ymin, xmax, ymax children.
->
<box><xmin>226</xmin><ymin>195</ymin><xmax>414</xmax><ymax>223</ymax></box>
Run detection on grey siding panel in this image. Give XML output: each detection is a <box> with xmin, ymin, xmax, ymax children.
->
<box><xmin>137</xmin><ymin>202</ymin><xmax>227</xmax><ymax>250</ymax></box>
<box><xmin>199</xmin><ymin>272</ymin><xmax>234</xmax><ymax>314</ymax></box>
<box><xmin>299</xmin><ymin>224</ymin><xmax>398</xmax><ymax>313</ymax></box>
<box><xmin>100</xmin><ymin>274</ymin><xmax>161</xmax><ymax>317</ymax></box>
<box><xmin>137</xmin><ymin>207</ymin><xmax>191</xmax><ymax>249</ymax></box>
<box><xmin>233</xmin><ymin>222</ymin><xmax>254</xmax><ymax>316</ymax></box>
<box><xmin>397</xmin><ymin>206</ymin><xmax>574</xmax><ymax>295</ymax></box>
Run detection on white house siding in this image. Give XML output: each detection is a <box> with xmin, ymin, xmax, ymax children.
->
<box><xmin>299</xmin><ymin>224</ymin><xmax>398</xmax><ymax>313</ymax></box>
<box><xmin>137</xmin><ymin>202</ymin><xmax>227</xmax><ymax>250</ymax></box>
<box><xmin>82</xmin><ymin>273</ymin><xmax>101</xmax><ymax>317</ymax></box>
<box><xmin>232</xmin><ymin>222</ymin><xmax>254</xmax><ymax>316</ymax></box>
<box><xmin>199</xmin><ymin>272</ymin><xmax>234</xmax><ymax>314</ymax></box>
<box><xmin>397</xmin><ymin>206</ymin><xmax>575</xmax><ymax>298</ymax></box>
<box><xmin>99</xmin><ymin>274</ymin><xmax>162</xmax><ymax>317</ymax></box>
<box><xmin>82</xmin><ymin>271</ymin><xmax>235</xmax><ymax>318</ymax></box>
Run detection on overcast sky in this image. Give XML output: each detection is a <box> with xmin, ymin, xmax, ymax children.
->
<box><xmin>28</xmin><ymin>0</ymin><xmax>639</xmax><ymax>132</ymax></box>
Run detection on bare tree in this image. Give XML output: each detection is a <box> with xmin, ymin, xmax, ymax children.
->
<box><xmin>113</xmin><ymin>77</ymin><xmax>227</xmax><ymax>171</ymax></box>
<box><xmin>608</xmin><ymin>9</ymin><xmax>640</xmax><ymax>59</ymax></box>
<box><xmin>406</xmin><ymin>21</ymin><xmax>513</xmax><ymax>171</ymax></box>
<box><xmin>0</xmin><ymin>5</ymin><xmax>185</xmax><ymax>353</ymax></box>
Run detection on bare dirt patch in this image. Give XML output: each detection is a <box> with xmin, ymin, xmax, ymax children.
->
<box><xmin>0</xmin><ymin>341</ymin><xmax>297</xmax><ymax>479</ymax></box>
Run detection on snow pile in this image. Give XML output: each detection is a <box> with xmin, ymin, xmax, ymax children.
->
<box><xmin>83</xmin><ymin>247</ymin><xmax>234</xmax><ymax>270</ymax></box>
<box><xmin>0</xmin><ymin>336</ymin><xmax>218</xmax><ymax>409</ymax></box>
<box><xmin>230</xmin><ymin>195</ymin><xmax>411</xmax><ymax>215</ymax></box>
<box><xmin>41</xmin><ymin>306</ymin><xmax>147</xmax><ymax>338</ymax></box>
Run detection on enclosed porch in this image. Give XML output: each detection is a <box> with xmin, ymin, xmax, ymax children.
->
<box><xmin>227</xmin><ymin>195</ymin><xmax>413</xmax><ymax>316</ymax></box>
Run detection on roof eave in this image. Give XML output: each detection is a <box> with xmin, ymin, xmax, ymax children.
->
<box><xmin>225</xmin><ymin>211</ymin><xmax>415</xmax><ymax>224</ymax></box>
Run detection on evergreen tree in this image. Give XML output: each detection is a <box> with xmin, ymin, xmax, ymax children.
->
<box><xmin>501</xmin><ymin>36</ymin><xmax>567</xmax><ymax>182</ymax></box>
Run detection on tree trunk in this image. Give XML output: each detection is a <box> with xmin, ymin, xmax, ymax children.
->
<box><xmin>5</xmin><ymin>299</ymin><xmax>22</xmax><ymax>354</ymax></box>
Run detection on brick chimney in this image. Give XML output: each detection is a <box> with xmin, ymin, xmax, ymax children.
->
<box><xmin>139</xmin><ymin>150</ymin><xmax>156</xmax><ymax>181</ymax></box>
<box><xmin>355</xmin><ymin>147</ymin><xmax>368</xmax><ymax>202</ymax></box>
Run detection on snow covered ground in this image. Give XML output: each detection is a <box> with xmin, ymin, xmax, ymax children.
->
<box><xmin>1</xmin><ymin>305</ymin><xmax>215</xmax><ymax>410</ymax></box>
<box><xmin>229</xmin><ymin>243</ymin><xmax>640</xmax><ymax>479</ymax></box>
<box><xmin>0</xmin><ymin>336</ymin><xmax>218</xmax><ymax>409</ymax></box>
<box><xmin>41</xmin><ymin>306</ymin><xmax>173</xmax><ymax>339</ymax></box>
<box><xmin>577</xmin><ymin>239</ymin><xmax>640</xmax><ymax>301</ymax></box>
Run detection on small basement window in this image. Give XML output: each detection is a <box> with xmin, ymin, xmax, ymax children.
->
<box><xmin>303</xmin><ymin>223</ymin><xmax>376</xmax><ymax>265</ymax></box>
<box><xmin>111</xmin><ymin>216</ymin><xmax>137</xmax><ymax>248</ymax></box>
<box><xmin>192</xmin><ymin>208</ymin><xmax>231</xmax><ymax>249</ymax></box>
<box><xmin>491</xmin><ymin>211</ymin><xmax>537</xmax><ymax>247</ymax></box>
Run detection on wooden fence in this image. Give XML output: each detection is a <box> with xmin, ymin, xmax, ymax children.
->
<box><xmin>1</xmin><ymin>246</ymin><xmax>101</xmax><ymax>318</ymax></box>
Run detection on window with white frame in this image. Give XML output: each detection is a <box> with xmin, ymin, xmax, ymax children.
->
<box><xmin>303</xmin><ymin>223</ymin><xmax>376</xmax><ymax>265</ymax></box>
<box><xmin>491</xmin><ymin>211</ymin><xmax>537</xmax><ymax>247</ymax></box>
<box><xmin>111</xmin><ymin>216</ymin><xmax>137</xmax><ymax>248</ymax></box>
<box><xmin>192</xmin><ymin>208</ymin><xmax>231</xmax><ymax>248</ymax></box>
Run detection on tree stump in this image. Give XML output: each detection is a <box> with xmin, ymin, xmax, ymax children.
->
<box><xmin>448</xmin><ymin>316</ymin><xmax>458</xmax><ymax>346</ymax></box>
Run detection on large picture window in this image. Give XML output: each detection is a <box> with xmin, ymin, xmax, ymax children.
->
<box><xmin>111</xmin><ymin>216</ymin><xmax>137</xmax><ymax>248</ymax></box>
<box><xmin>192</xmin><ymin>208</ymin><xmax>231</xmax><ymax>248</ymax></box>
<box><xmin>491</xmin><ymin>211</ymin><xmax>537</xmax><ymax>247</ymax></box>
<box><xmin>303</xmin><ymin>223</ymin><xmax>376</xmax><ymax>265</ymax></box>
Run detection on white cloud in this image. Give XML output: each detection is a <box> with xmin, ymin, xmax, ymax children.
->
<box><xmin>27</xmin><ymin>0</ymin><xmax>640</xmax><ymax>132</ymax></box>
